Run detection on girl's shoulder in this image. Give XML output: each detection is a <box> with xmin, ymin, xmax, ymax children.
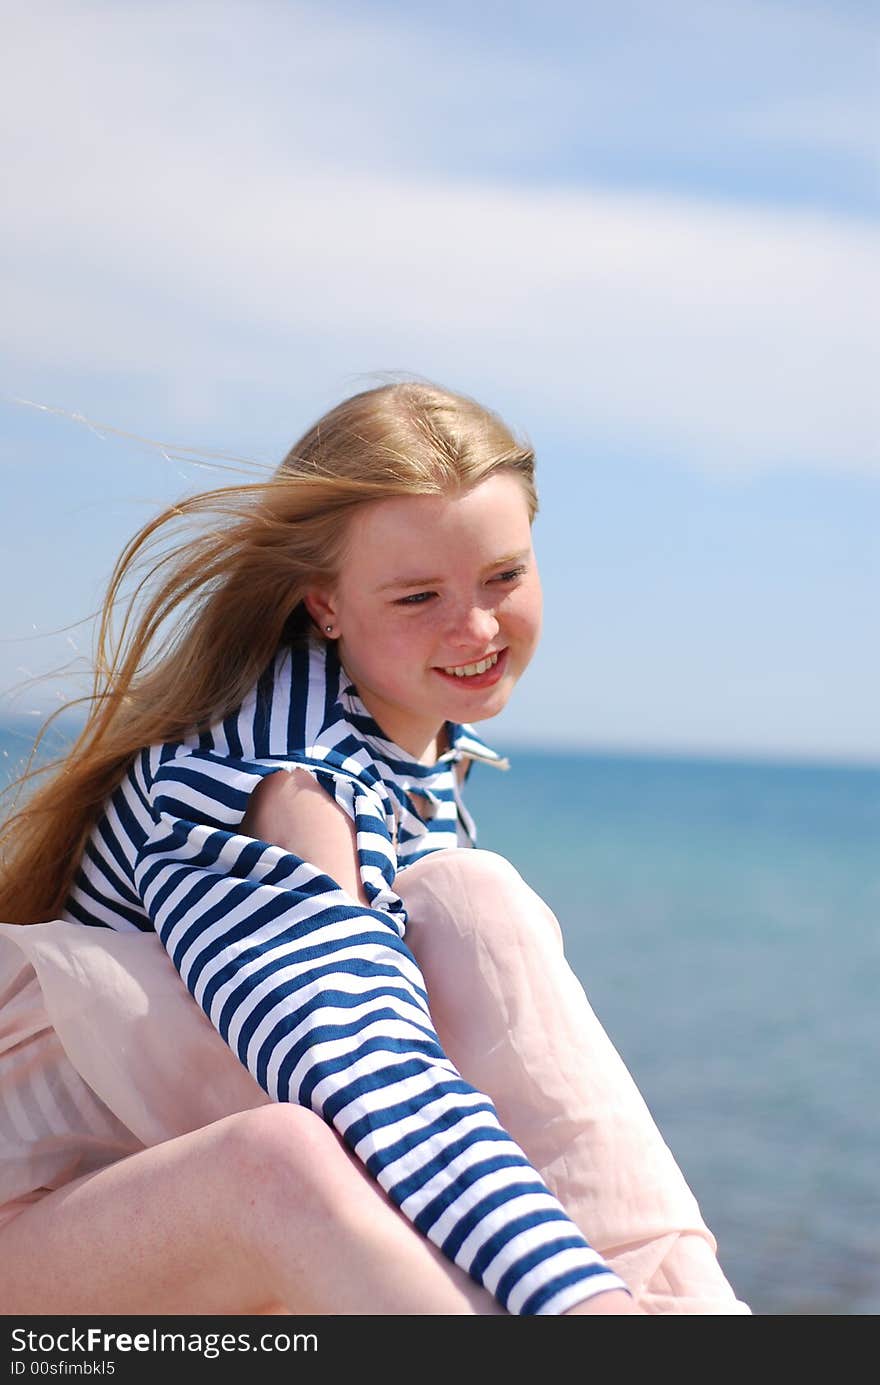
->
<box><xmin>141</xmin><ymin>635</ymin><xmax>374</xmax><ymax>771</ymax></box>
<box><xmin>132</xmin><ymin>637</ymin><xmax>395</xmax><ymax>828</ymax></box>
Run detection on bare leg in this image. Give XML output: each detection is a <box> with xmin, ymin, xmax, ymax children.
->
<box><xmin>397</xmin><ymin>849</ymin><xmax>751</xmax><ymax>1315</ymax></box>
<box><xmin>0</xmin><ymin>920</ymin><xmax>633</xmax><ymax>1317</ymax></box>
<box><xmin>0</xmin><ymin>1104</ymin><xmax>506</xmax><ymax>1316</ymax></box>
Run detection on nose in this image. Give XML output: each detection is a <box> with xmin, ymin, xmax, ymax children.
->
<box><xmin>446</xmin><ymin>603</ymin><xmax>500</xmax><ymax>652</ymax></box>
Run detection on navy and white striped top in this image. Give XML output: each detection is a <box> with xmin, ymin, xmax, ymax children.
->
<box><xmin>64</xmin><ymin>627</ymin><xmax>626</xmax><ymax>1314</ymax></box>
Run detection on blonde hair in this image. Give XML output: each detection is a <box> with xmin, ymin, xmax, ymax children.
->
<box><xmin>0</xmin><ymin>378</ymin><xmax>537</xmax><ymax>923</ymax></box>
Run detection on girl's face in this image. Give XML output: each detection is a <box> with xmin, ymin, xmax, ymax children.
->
<box><xmin>306</xmin><ymin>472</ymin><xmax>543</xmax><ymax>764</ymax></box>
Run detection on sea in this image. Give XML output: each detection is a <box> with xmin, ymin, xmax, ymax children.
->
<box><xmin>2</xmin><ymin>718</ymin><xmax>878</xmax><ymax>1316</ymax></box>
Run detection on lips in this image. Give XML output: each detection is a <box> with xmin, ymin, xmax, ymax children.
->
<box><xmin>433</xmin><ymin>646</ymin><xmax>509</xmax><ymax>689</ymax></box>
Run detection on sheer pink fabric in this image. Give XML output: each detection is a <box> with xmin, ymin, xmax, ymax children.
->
<box><xmin>0</xmin><ymin>848</ymin><xmax>749</xmax><ymax>1313</ymax></box>
<box><xmin>400</xmin><ymin>850</ymin><xmax>750</xmax><ymax>1314</ymax></box>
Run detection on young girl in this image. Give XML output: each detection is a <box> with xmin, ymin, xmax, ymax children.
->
<box><xmin>0</xmin><ymin>380</ymin><xmax>749</xmax><ymax>1315</ymax></box>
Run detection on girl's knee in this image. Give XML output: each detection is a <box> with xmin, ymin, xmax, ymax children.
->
<box><xmin>403</xmin><ymin>848</ymin><xmax>564</xmax><ymax>953</ymax></box>
<box><xmin>216</xmin><ymin>1104</ymin><xmax>354</xmax><ymax>1210</ymax></box>
<box><xmin>406</xmin><ymin>846</ymin><xmax>524</xmax><ymax>893</ymax></box>
<box><xmin>449</xmin><ymin>848</ymin><xmax>525</xmax><ymax>890</ymax></box>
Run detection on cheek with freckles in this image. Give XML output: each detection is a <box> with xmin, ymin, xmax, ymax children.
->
<box><xmin>339</xmin><ymin>616</ymin><xmax>434</xmax><ymax>700</ymax></box>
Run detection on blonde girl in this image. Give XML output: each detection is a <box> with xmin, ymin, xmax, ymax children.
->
<box><xmin>0</xmin><ymin>380</ymin><xmax>748</xmax><ymax>1315</ymax></box>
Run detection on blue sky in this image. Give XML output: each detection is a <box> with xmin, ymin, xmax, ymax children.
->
<box><xmin>1</xmin><ymin>0</ymin><xmax>878</xmax><ymax>762</ymax></box>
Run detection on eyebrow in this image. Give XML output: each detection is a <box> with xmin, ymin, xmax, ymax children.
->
<box><xmin>377</xmin><ymin>550</ymin><xmax>531</xmax><ymax>592</ymax></box>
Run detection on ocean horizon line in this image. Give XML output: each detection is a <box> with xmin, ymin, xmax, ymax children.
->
<box><xmin>496</xmin><ymin>738</ymin><xmax>880</xmax><ymax>775</ymax></box>
<box><xmin>0</xmin><ymin>712</ymin><xmax>877</xmax><ymax>778</ymax></box>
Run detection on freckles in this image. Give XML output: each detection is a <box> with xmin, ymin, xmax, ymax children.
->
<box><xmin>422</xmin><ymin>609</ymin><xmax>447</xmax><ymax>636</ymax></box>
<box><xmin>377</xmin><ymin>625</ymin><xmax>426</xmax><ymax>664</ymax></box>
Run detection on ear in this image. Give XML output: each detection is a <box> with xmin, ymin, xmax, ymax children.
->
<box><xmin>302</xmin><ymin>585</ymin><xmax>338</xmax><ymax>632</ymax></box>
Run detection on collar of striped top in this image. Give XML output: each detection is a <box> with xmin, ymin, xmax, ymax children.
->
<box><xmin>315</xmin><ymin>630</ymin><xmax>510</xmax><ymax>780</ymax></box>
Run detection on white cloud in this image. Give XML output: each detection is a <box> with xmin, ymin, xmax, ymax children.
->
<box><xmin>1</xmin><ymin>0</ymin><xmax>878</xmax><ymax>476</ymax></box>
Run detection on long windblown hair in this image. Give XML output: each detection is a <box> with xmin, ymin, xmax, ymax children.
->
<box><xmin>0</xmin><ymin>378</ymin><xmax>537</xmax><ymax>924</ymax></box>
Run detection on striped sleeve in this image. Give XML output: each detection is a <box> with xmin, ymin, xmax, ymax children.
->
<box><xmin>134</xmin><ymin>750</ymin><xmax>628</xmax><ymax>1316</ymax></box>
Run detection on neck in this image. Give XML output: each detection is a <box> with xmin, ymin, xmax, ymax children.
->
<box><xmin>420</xmin><ymin>724</ymin><xmax>449</xmax><ymax>767</ymax></box>
<box><xmin>396</xmin><ymin>723</ymin><xmax>447</xmax><ymax>767</ymax></box>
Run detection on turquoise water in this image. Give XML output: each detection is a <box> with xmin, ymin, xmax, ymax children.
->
<box><xmin>3</xmin><ymin>722</ymin><xmax>878</xmax><ymax>1315</ymax></box>
<box><xmin>466</xmin><ymin>749</ymin><xmax>880</xmax><ymax>1317</ymax></box>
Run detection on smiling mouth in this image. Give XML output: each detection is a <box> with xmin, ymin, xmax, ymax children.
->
<box><xmin>432</xmin><ymin>649</ymin><xmax>509</xmax><ymax>686</ymax></box>
<box><xmin>440</xmin><ymin>650</ymin><xmax>500</xmax><ymax>678</ymax></box>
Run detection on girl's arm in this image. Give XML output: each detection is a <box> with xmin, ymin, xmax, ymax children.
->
<box><xmin>242</xmin><ymin>770</ymin><xmax>636</xmax><ymax>1316</ymax></box>
<box><xmin>134</xmin><ymin>754</ymin><xmax>631</xmax><ymax>1316</ymax></box>
<box><xmin>242</xmin><ymin>769</ymin><xmax>372</xmax><ymax>905</ymax></box>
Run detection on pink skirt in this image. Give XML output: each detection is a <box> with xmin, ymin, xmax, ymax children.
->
<box><xmin>0</xmin><ymin>849</ymin><xmax>750</xmax><ymax>1314</ymax></box>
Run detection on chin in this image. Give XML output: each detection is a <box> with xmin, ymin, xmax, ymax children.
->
<box><xmin>470</xmin><ymin>686</ymin><xmax>514</xmax><ymax>719</ymax></box>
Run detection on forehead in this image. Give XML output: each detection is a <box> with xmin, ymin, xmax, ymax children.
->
<box><xmin>345</xmin><ymin>472</ymin><xmax>532</xmax><ymax>562</ymax></box>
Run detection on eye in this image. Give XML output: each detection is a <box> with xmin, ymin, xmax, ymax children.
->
<box><xmin>393</xmin><ymin>566</ymin><xmax>527</xmax><ymax>607</ymax></box>
<box><xmin>395</xmin><ymin>591</ymin><xmax>435</xmax><ymax>606</ymax></box>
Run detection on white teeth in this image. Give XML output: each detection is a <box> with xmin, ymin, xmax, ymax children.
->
<box><xmin>442</xmin><ymin>652</ymin><xmax>500</xmax><ymax>678</ymax></box>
